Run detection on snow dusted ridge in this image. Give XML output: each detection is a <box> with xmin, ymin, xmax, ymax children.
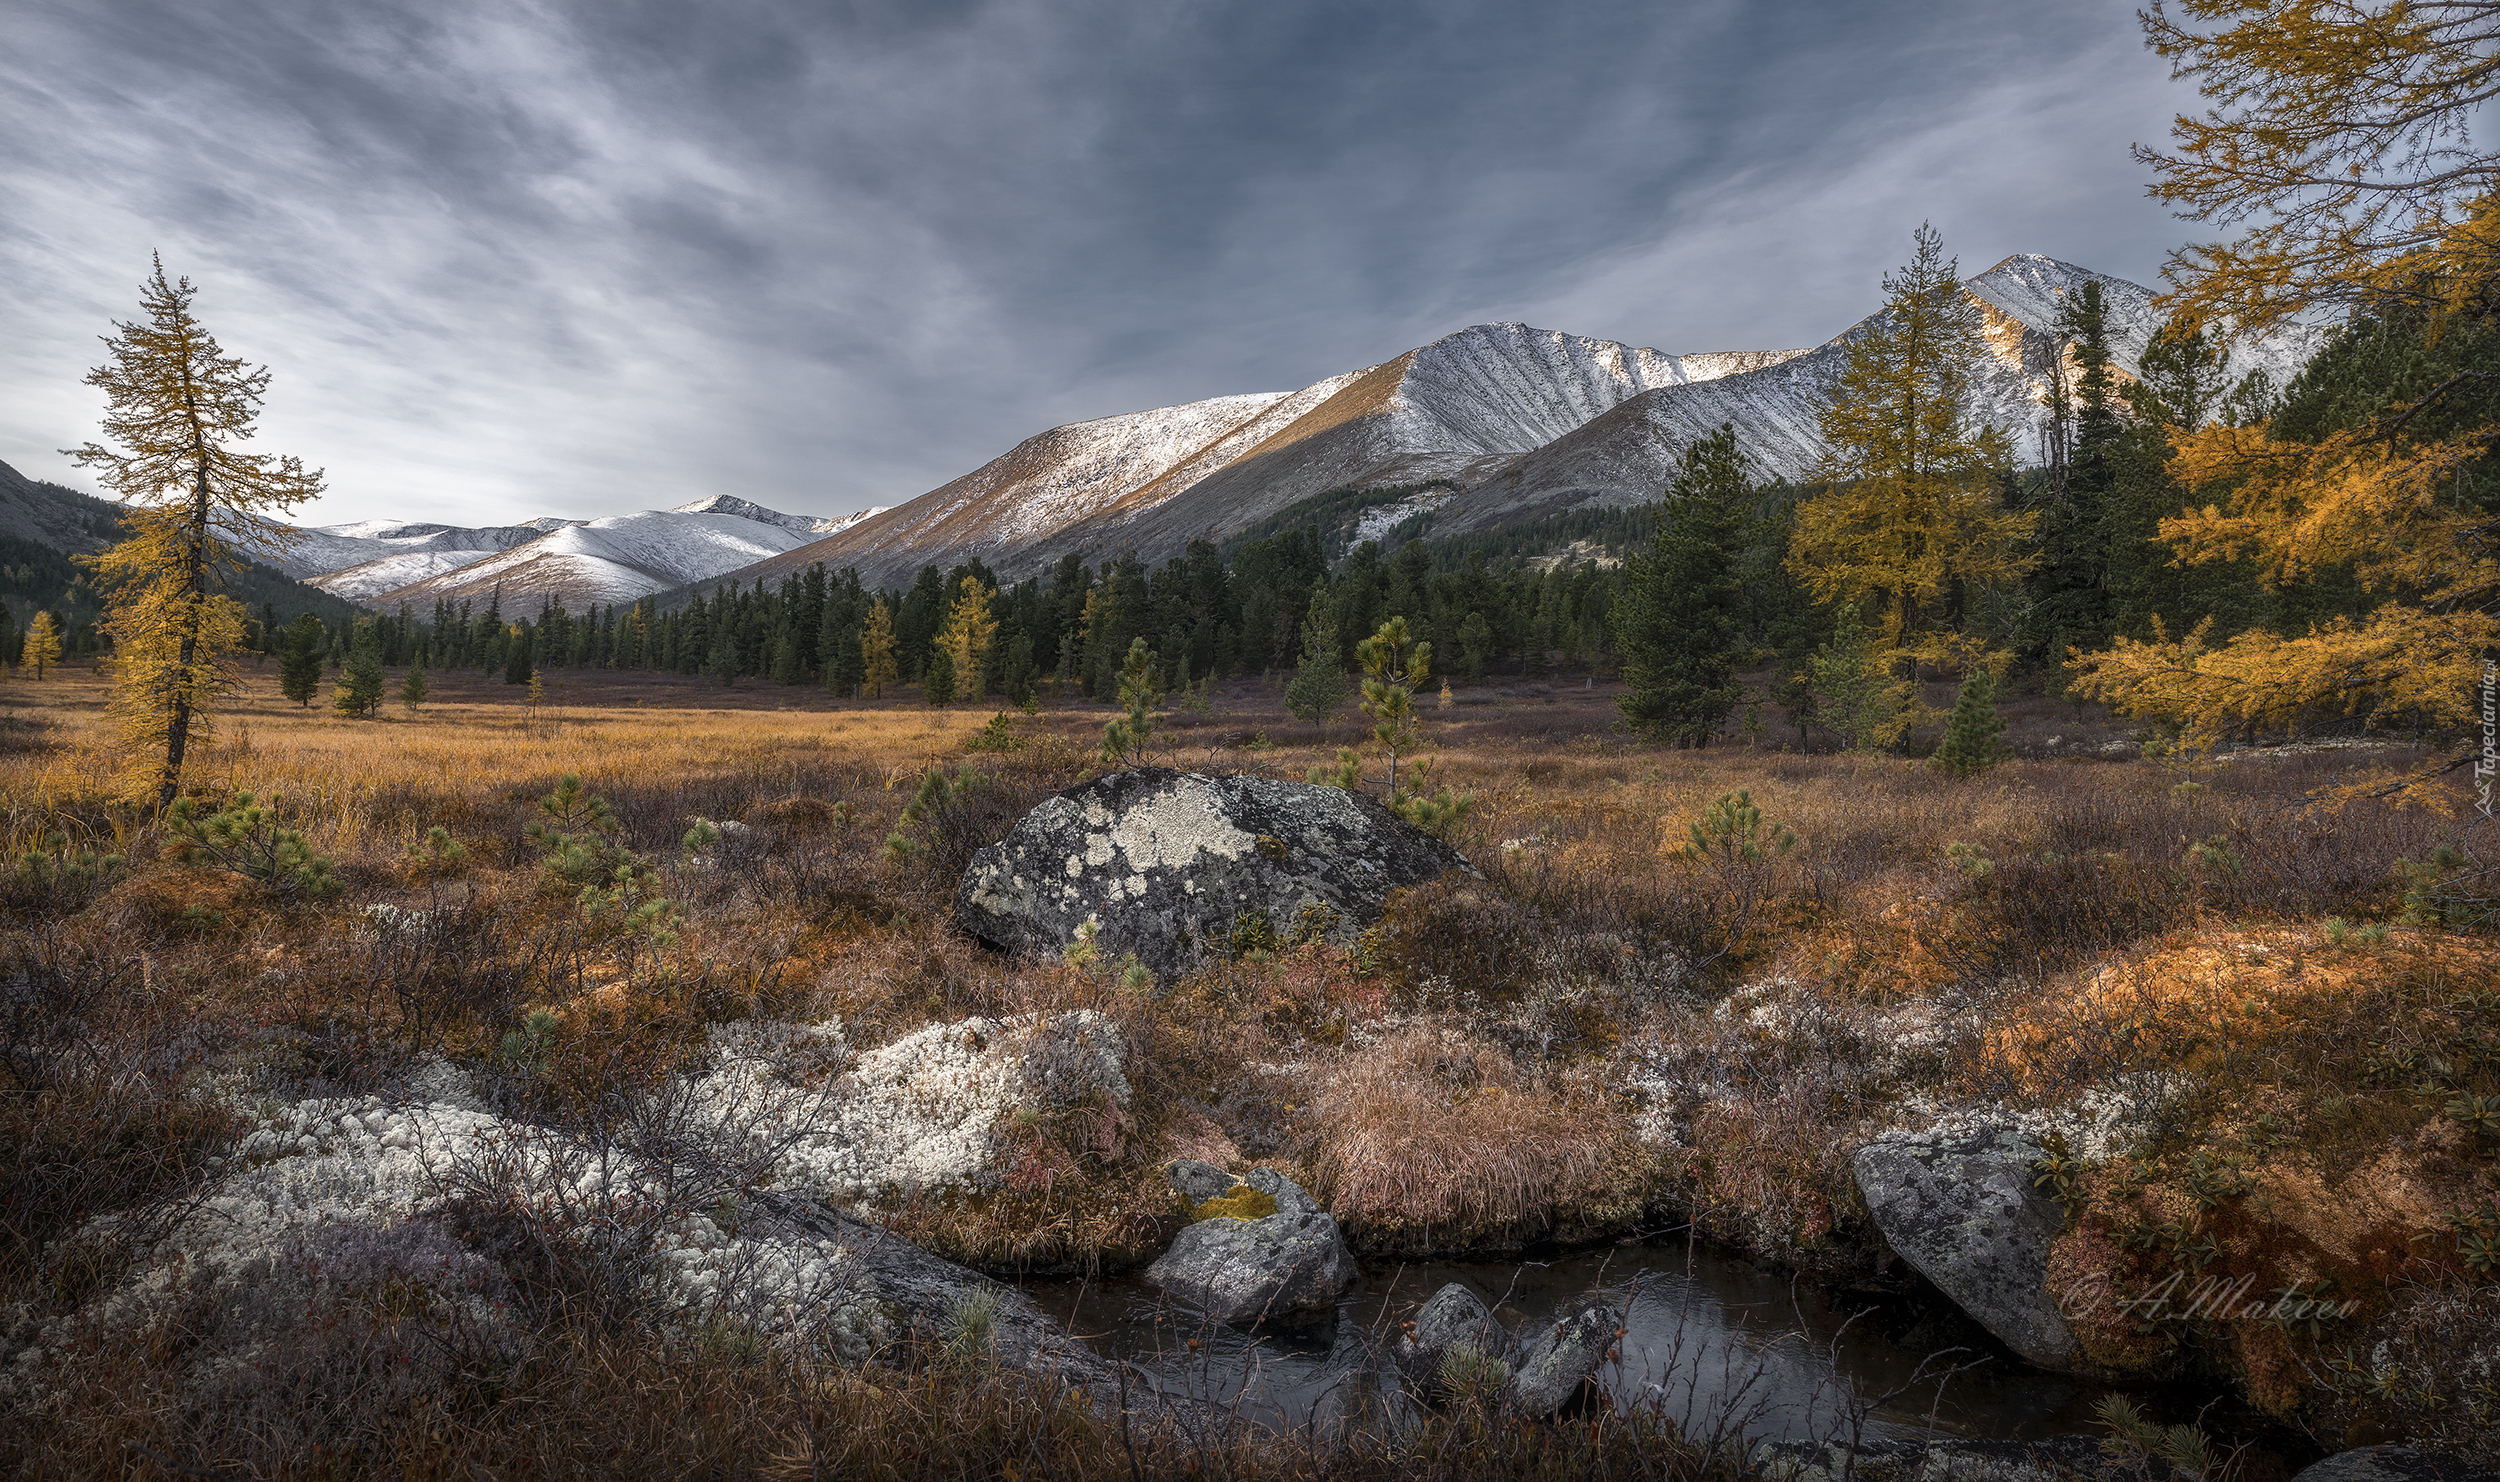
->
<box><xmin>736</xmin><ymin>322</ymin><xmax>1786</xmax><ymax>592</ymax></box>
<box><xmin>718</xmin><ymin>253</ymin><xmax>2312</xmax><ymax>593</ymax></box>
<box><xmin>290</xmin><ymin>496</ymin><xmax>885</xmax><ymax>610</ymax></box>
<box><xmin>1436</xmin><ymin>254</ymin><xmax>2329</xmax><ymax>536</ymax></box>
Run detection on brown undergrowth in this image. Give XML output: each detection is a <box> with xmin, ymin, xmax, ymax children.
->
<box><xmin>0</xmin><ymin>663</ymin><xmax>2486</xmax><ymax>1467</ymax></box>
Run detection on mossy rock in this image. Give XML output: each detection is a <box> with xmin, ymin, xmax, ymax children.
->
<box><xmin>1189</xmin><ymin>1183</ymin><xmax>1279</xmax><ymax>1222</ymax></box>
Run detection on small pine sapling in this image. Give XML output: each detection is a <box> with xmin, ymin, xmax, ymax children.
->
<box><xmin>1933</xmin><ymin>667</ymin><xmax>2009</xmax><ymax>776</ymax></box>
<box><xmin>1099</xmin><ymin>637</ymin><xmax>1161</xmax><ymax>766</ymax></box>
<box><xmin>398</xmin><ymin>654</ymin><xmax>429</xmax><ymax>712</ymax></box>
<box><xmin>163</xmin><ymin>790</ymin><xmax>342</xmax><ymax>899</ymax></box>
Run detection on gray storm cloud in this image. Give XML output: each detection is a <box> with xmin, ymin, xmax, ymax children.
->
<box><xmin>0</xmin><ymin>0</ymin><xmax>2188</xmax><ymax>528</ymax></box>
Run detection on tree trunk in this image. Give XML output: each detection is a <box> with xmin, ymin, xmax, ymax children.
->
<box><xmin>161</xmin><ymin>414</ymin><xmax>210</xmax><ymax>809</ymax></box>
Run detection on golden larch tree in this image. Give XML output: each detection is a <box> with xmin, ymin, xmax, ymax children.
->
<box><xmin>67</xmin><ymin>257</ymin><xmax>324</xmax><ymax>805</ymax></box>
<box><xmin>860</xmin><ymin>598</ymin><xmax>898</xmax><ymax>698</ymax></box>
<box><xmin>2073</xmin><ymin>4</ymin><xmax>2499</xmax><ymax>803</ymax></box>
<box><xmin>934</xmin><ymin>576</ymin><xmax>998</xmax><ymax>701</ymax></box>
<box><xmin>1786</xmin><ymin>223</ymin><xmax>2033</xmax><ymax>648</ymax></box>
<box><xmin>2136</xmin><ymin>0</ymin><xmax>2500</xmax><ymax>334</ymax></box>
<box><xmin>22</xmin><ymin>611</ymin><xmax>65</xmax><ymax>679</ymax></box>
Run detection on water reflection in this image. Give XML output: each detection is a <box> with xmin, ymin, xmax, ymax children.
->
<box><xmin>1019</xmin><ymin>1237</ymin><xmax>2126</xmax><ymax>1446</ymax></box>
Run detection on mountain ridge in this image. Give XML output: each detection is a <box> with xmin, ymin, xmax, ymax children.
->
<box><xmin>707</xmin><ymin>253</ymin><xmax>2319</xmax><ymax>593</ymax></box>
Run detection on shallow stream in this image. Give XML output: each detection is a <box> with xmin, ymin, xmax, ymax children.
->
<box><xmin>1018</xmin><ymin>1236</ymin><xmax>2303</xmax><ymax>1459</ymax></box>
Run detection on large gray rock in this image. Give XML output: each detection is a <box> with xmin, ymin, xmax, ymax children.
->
<box><xmin>1852</xmin><ymin>1119</ymin><xmax>2080</xmax><ymax>1370</ymax></box>
<box><xmin>954</xmin><ymin>768</ymin><xmax>1475</xmax><ymax>982</ymax></box>
<box><xmin>1505</xmin><ymin>1301</ymin><xmax>1617</xmax><ymax>1416</ymax></box>
<box><xmin>2291</xmin><ymin>1449</ymin><xmax>2499</xmax><ymax>1482</ymax></box>
<box><xmin>1144</xmin><ymin>1167</ymin><xmax>1353</xmax><ymax>1325</ymax></box>
<box><xmin>1396</xmin><ymin>1282</ymin><xmax>1506</xmax><ymax>1390</ymax></box>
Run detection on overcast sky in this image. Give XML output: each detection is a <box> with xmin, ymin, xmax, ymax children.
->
<box><xmin>2</xmin><ymin>0</ymin><xmax>2198</xmax><ymax>528</ymax></box>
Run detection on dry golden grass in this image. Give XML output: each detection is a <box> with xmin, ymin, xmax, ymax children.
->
<box><xmin>1303</xmin><ymin>1026</ymin><xmax>1635</xmax><ymax>1253</ymax></box>
<box><xmin>2</xmin><ymin>657</ymin><xmax>2487</xmax><ymax>1461</ymax></box>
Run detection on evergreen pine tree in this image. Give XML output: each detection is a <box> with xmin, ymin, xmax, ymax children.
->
<box><xmin>1456</xmin><ymin>611</ymin><xmax>1492</xmax><ymax>683</ymax></box>
<box><xmin>278</xmin><ymin>615</ymin><xmax>324</xmax><ymax>706</ymax></box>
<box><xmin>1614</xmin><ymin>425</ymin><xmax>1755</xmax><ymax>747</ymax></box>
<box><xmin>399</xmin><ymin>654</ymin><xmax>429</xmax><ymax>713</ymax></box>
<box><xmin>1099</xmin><ymin>637</ymin><xmax>1159</xmax><ymax>765</ymax></box>
<box><xmin>0</xmin><ymin>606</ymin><xmax>17</xmax><ymax>674</ymax></box>
<box><xmin>924</xmin><ymin>644</ymin><xmax>957</xmax><ymax>708</ymax></box>
<box><xmin>503</xmin><ymin>625</ymin><xmax>533</xmax><ymax>686</ymax></box>
<box><xmin>2031</xmin><ymin>281</ymin><xmax>2125</xmax><ymax>663</ymax></box>
<box><xmin>1806</xmin><ymin>604</ymin><xmax>1909</xmax><ymax>752</ymax></box>
<box><xmin>1283</xmin><ymin>584</ymin><xmax>1350</xmax><ymax>730</ymax></box>
<box><xmin>1933</xmin><ymin>667</ymin><xmax>2009</xmax><ymax>776</ymax></box>
<box><xmin>333</xmin><ymin>620</ymin><xmax>385</xmax><ymax>718</ymax></box>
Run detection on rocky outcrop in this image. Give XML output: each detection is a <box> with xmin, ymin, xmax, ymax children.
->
<box><xmin>1853</xmin><ymin>1119</ymin><xmax>2081</xmax><ymax>1371</ymax></box>
<box><xmin>1505</xmin><ymin>1301</ymin><xmax>1617</xmax><ymax>1417</ymax></box>
<box><xmin>955</xmin><ymin>768</ymin><xmax>1475</xmax><ymax>983</ymax></box>
<box><xmin>1144</xmin><ymin>1166</ymin><xmax>1354</xmax><ymax>1325</ymax></box>
<box><xmin>1396</xmin><ymin>1283</ymin><xmax>1506</xmax><ymax>1392</ymax></box>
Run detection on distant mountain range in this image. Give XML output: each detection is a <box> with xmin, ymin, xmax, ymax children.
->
<box><xmin>14</xmin><ymin>253</ymin><xmax>2322</xmax><ymax>613</ymax></box>
<box><xmin>275</xmin><ymin>495</ymin><xmax>885</xmax><ymax>609</ymax></box>
<box><xmin>715</xmin><ymin>254</ymin><xmax>2319</xmax><ymax>595</ymax></box>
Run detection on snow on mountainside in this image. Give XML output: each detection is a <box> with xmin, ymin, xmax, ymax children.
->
<box><xmin>738</xmin><ymin>324</ymin><xmax>1793</xmax><ymax>591</ymax></box>
<box><xmin>1435</xmin><ymin>255</ymin><xmax>2325</xmax><ymax>536</ymax></box>
<box><xmin>276</xmin><ymin>520</ymin><xmax>562</xmax><ymax>596</ymax></box>
<box><xmin>273</xmin><ymin>497</ymin><xmax>869</xmax><ymax>608</ymax></box>
<box><xmin>362</xmin><ymin>507</ymin><xmax>838</xmax><ymax>609</ymax></box>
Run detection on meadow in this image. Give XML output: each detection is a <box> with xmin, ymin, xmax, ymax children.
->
<box><xmin>2</xmin><ymin>658</ymin><xmax>2494</xmax><ymax>1476</ymax></box>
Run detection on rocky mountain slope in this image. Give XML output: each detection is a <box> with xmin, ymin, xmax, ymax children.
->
<box><xmin>718</xmin><ymin>254</ymin><xmax>2319</xmax><ymax>592</ymax></box>
<box><xmin>732</xmin><ymin>325</ymin><xmax>1809</xmax><ymax>591</ymax></box>
<box><xmin>354</xmin><ymin>498</ymin><xmax>881</xmax><ymax>611</ymax></box>
<box><xmin>1427</xmin><ymin>255</ymin><xmax>2319</xmax><ymax>537</ymax></box>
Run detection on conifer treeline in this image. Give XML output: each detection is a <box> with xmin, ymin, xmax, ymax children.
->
<box><xmin>252</xmin><ymin>529</ymin><xmax>1634</xmax><ymax>703</ymax></box>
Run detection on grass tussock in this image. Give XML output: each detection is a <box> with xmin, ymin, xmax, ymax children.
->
<box><xmin>1305</xmin><ymin>1027</ymin><xmax>1645</xmax><ymax>1254</ymax></box>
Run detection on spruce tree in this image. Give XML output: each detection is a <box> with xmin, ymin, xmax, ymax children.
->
<box><xmin>1615</xmin><ymin>425</ymin><xmax>1754</xmax><ymax>747</ymax></box>
<box><xmin>924</xmin><ymin>644</ymin><xmax>957</xmax><ymax>708</ymax></box>
<box><xmin>333</xmin><ymin>621</ymin><xmax>385</xmax><ymax>718</ymax></box>
<box><xmin>278</xmin><ymin>615</ymin><xmax>324</xmax><ymax>706</ymax></box>
<box><xmin>1283</xmin><ymin>585</ymin><xmax>1350</xmax><ymax>730</ymax></box>
<box><xmin>503</xmin><ymin>626</ymin><xmax>534</xmax><ymax>685</ymax></box>
<box><xmin>2032</xmin><ymin>280</ymin><xmax>2124</xmax><ymax>663</ymax></box>
<box><xmin>1806</xmin><ymin>604</ymin><xmax>1907</xmax><ymax>752</ymax></box>
<box><xmin>399</xmin><ymin>654</ymin><xmax>429</xmax><ymax>713</ymax></box>
<box><xmin>0</xmin><ymin>606</ymin><xmax>17</xmax><ymax>673</ymax></box>
<box><xmin>1933</xmin><ymin>667</ymin><xmax>2008</xmax><ymax>776</ymax></box>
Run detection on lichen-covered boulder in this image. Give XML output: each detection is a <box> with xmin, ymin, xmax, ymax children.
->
<box><xmin>954</xmin><ymin>768</ymin><xmax>1475</xmax><ymax>982</ymax></box>
<box><xmin>1396</xmin><ymin>1282</ymin><xmax>1506</xmax><ymax>1390</ymax></box>
<box><xmin>1853</xmin><ymin>1118</ymin><xmax>2080</xmax><ymax>1371</ymax></box>
<box><xmin>1505</xmin><ymin>1301</ymin><xmax>1617</xmax><ymax>1416</ymax></box>
<box><xmin>1144</xmin><ymin>1167</ymin><xmax>1352</xmax><ymax>1325</ymax></box>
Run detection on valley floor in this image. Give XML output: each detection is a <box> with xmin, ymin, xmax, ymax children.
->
<box><xmin>1</xmin><ymin>662</ymin><xmax>2492</xmax><ymax>1477</ymax></box>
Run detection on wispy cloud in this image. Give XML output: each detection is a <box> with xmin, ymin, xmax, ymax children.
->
<box><xmin>0</xmin><ymin>0</ymin><xmax>2191</xmax><ymax>528</ymax></box>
